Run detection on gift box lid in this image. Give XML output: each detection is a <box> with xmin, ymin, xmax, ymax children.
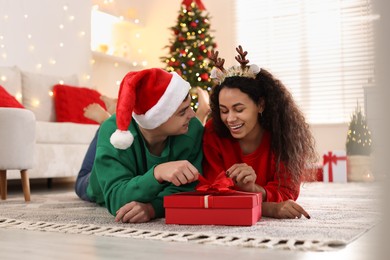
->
<box><xmin>164</xmin><ymin>191</ymin><xmax>261</xmax><ymax>209</ymax></box>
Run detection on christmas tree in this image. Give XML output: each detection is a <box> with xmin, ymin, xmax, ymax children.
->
<box><xmin>346</xmin><ymin>103</ymin><xmax>372</xmax><ymax>155</ymax></box>
<box><xmin>160</xmin><ymin>0</ymin><xmax>217</xmax><ymax>111</ymax></box>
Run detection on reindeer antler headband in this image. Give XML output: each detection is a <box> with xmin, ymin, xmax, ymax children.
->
<box><xmin>210</xmin><ymin>45</ymin><xmax>261</xmax><ymax>84</ymax></box>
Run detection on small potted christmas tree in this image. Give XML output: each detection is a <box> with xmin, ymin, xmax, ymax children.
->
<box><xmin>346</xmin><ymin>103</ymin><xmax>373</xmax><ymax>181</ymax></box>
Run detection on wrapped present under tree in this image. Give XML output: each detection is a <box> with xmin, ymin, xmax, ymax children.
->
<box><xmin>323</xmin><ymin>150</ymin><xmax>347</xmax><ymax>183</ymax></box>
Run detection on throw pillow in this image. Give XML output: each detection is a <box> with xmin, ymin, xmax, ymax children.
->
<box><xmin>21</xmin><ymin>71</ymin><xmax>79</xmax><ymax>122</ymax></box>
<box><xmin>0</xmin><ymin>66</ymin><xmax>22</xmax><ymax>97</ymax></box>
<box><xmin>0</xmin><ymin>85</ymin><xmax>24</xmax><ymax>108</ymax></box>
<box><xmin>53</xmin><ymin>84</ymin><xmax>106</xmax><ymax>124</ymax></box>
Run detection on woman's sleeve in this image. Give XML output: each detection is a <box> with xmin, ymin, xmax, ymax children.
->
<box><xmin>262</xmin><ymin>161</ymin><xmax>300</xmax><ymax>202</ymax></box>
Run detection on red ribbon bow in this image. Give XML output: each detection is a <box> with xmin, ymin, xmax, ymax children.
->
<box><xmin>182</xmin><ymin>0</ymin><xmax>206</xmax><ymax>10</ymax></box>
<box><xmin>323</xmin><ymin>151</ymin><xmax>347</xmax><ymax>182</ymax></box>
<box><xmin>196</xmin><ymin>171</ymin><xmax>234</xmax><ymax>192</ymax></box>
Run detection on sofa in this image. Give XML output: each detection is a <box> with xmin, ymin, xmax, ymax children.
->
<box><xmin>0</xmin><ymin>66</ymin><xmax>100</xmax><ymax>181</ymax></box>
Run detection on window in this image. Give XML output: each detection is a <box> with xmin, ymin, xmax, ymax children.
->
<box><xmin>235</xmin><ymin>0</ymin><xmax>376</xmax><ymax>124</ymax></box>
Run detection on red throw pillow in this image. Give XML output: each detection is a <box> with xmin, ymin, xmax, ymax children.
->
<box><xmin>53</xmin><ymin>84</ymin><xmax>106</xmax><ymax>124</ymax></box>
<box><xmin>0</xmin><ymin>85</ymin><xmax>24</xmax><ymax>108</ymax></box>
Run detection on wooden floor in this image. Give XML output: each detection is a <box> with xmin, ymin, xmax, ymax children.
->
<box><xmin>0</xmin><ymin>179</ymin><xmax>388</xmax><ymax>260</ymax></box>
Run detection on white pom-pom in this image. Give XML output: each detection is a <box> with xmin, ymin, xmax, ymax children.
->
<box><xmin>110</xmin><ymin>130</ymin><xmax>134</xmax><ymax>150</ymax></box>
<box><xmin>249</xmin><ymin>64</ymin><xmax>261</xmax><ymax>74</ymax></box>
<box><xmin>210</xmin><ymin>67</ymin><xmax>220</xmax><ymax>79</ymax></box>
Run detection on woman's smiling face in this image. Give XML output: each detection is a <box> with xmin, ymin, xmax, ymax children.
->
<box><xmin>218</xmin><ymin>87</ymin><xmax>263</xmax><ymax>140</ymax></box>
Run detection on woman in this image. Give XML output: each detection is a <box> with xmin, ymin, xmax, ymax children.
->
<box><xmin>203</xmin><ymin>46</ymin><xmax>318</xmax><ymax>219</ymax></box>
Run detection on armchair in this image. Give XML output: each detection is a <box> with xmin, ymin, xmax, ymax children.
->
<box><xmin>0</xmin><ymin>107</ymin><xmax>36</xmax><ymax>201</ymax></box>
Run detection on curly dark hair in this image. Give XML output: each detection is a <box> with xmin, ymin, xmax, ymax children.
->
<box><xmin>209</xmin><ymin>68</ymin><xmax>319</xmax><ymax>184</ymax></box>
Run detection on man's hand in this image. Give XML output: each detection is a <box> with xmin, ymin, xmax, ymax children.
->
<box><xmin>115</xmin><ymin>201</ymin><xmax>155</xmax><ymax>223</ymax></box>
<box><xmin>154</xmin><ymin>160</ymin><xmax>200</xmax><ymax>186</ymax></box>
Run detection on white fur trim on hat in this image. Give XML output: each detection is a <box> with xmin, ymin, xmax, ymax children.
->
<box><xmin>132</xmin><ymin>72</ymin><xmax>190</xmax><ymax>129</ymax></box>
<box><xmin>110</xmin><ymin>129</ymin><xmax>134</xmax><ymax>150</ymax></box>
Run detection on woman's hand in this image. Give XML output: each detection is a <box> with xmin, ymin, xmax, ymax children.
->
<box><xmin>226</xmin><ymin>163</ymin><xmax>257</xmax><ymax>192</ymax></box>
<box><xmin>263</xmin><ymin>200</ymin><xmax>310</xmax><ymax>219</ymax></box>
<box><xmin>154</xmin><ymin>160</ymin><xmax>200</xmax><ymax>186</ymax></box>
<box><xmin>115</xmin><ymin>201</ymin><xmax>155</xmax><ymax>223</ymax></box>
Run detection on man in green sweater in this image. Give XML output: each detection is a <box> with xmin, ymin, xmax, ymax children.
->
<box><xmin>75</xmin><ymin>68</ymin><xmax>203</xmax><ymax>223</ymax></box>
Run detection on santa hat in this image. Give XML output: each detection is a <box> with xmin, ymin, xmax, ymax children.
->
<box><xmin>110</xmin><ymin>68</ymin><xmax>190</xmax><ymax>149</ymax></box>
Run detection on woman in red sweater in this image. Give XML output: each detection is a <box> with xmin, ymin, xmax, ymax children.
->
<box><xmin>203</xmin><ymin>46</ymin><xmax>318</xmax><ymax>219</ymax></box>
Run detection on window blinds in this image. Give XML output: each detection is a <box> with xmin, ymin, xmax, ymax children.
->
<box><xmin>234</xmin><ymin>0</ymin><xmax>375</xmax><ymax>123</ymax></box>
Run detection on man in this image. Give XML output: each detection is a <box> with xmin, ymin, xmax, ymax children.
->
<box><xmin>75</xmin><ymin>68</ymin><xmax>203</xmax><ymax>223</ymax></box>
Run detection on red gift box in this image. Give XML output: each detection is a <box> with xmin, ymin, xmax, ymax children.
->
<box><xmin>164</xmin><ymin>172</ymin><xmax>262</xmax><ymax>226</ymax></box>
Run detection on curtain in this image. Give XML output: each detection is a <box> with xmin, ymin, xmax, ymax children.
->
<box><xmin>234</xmin><ymin>0</ymin><xmax>376</xmax><ymax>123</ymax></box>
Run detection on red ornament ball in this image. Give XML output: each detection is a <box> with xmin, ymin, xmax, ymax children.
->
<box><xmin>200</xmin><ymin>73</ymin><xmax>209</xmax><ymax>81</ymax></box>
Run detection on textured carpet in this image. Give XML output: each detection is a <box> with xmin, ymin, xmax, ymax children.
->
<box><xmin>0</xmin><ymin>182</ymin><xmax>382</xmax><ymax>251</ymax></box>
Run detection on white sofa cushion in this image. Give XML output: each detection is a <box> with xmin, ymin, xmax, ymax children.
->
<box><xmin>0</xmin><ymin>108</ymin><xmax>36</xmax><ymax>170</ymax></box>
<box><xmin>21</xmin><ymin>71</ymin><xmax>79</xmax><ymax>122</ymax></box>
<box><xmin>0</xmin><ymin>66</ymin><xmax>22</xmax><ymax>100</ymax></box>
<box><xmin>36</xmin><ymin>121</ymin><xmax>99</xmax><ymax>144</ymax></box>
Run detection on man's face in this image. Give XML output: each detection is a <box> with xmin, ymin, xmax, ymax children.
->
<box><xmin>158</xmin><ymin>94</ymin><xmax>195</xmax><ymax>136</ymax></box>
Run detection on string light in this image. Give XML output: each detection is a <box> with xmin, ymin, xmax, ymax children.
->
<box><xmin>1</xmin><ymin>1</ymin><xmax>147</xmax><ymax>94</ymax></box>
<box><xmin>83</xmin><ymin>74</ymin><xmax>91</xmax><ymax>81</ymax></box>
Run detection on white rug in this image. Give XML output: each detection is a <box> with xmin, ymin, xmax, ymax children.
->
<box><xmin>0</xmin><ymin>182</ymin><xmax>382</xmax><ymax>251</ymax></box>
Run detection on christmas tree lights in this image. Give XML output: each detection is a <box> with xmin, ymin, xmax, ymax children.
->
<box><xmin>160</xmin><ymin>0</ymin><xmax>217</xmax><ymax>111</ymax></box>
<box><xmin>346</xmin><ymin>103</ymin><xmax>372</xmax><ymax>155</ymax></box>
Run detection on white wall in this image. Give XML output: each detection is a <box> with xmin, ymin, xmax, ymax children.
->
<box><xmin>0</xmin><ymin>0</ymin><xmax>92</xmax><ymax>84</ymax></box>
<box><xmin>310</xmin><ymin>123</ymin><xmax>349</xmax><ymax>157</ymax></box>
